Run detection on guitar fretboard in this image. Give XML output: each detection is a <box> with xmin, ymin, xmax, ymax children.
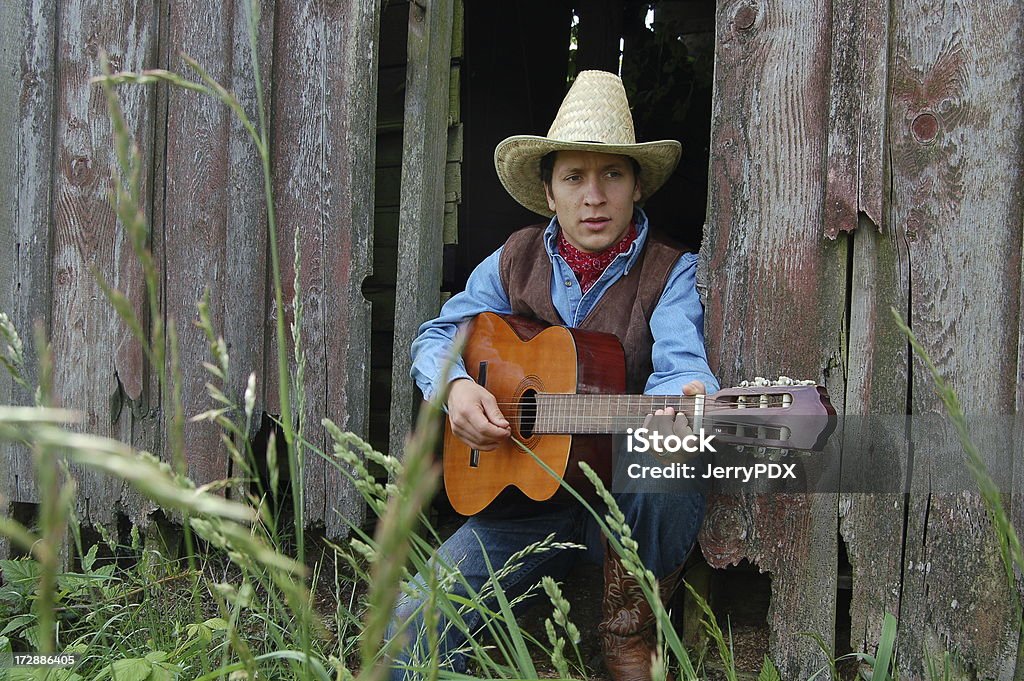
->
<box><xmin>532</xmin><ymin>394</ymin><xmax>699</xmax><ymax>434</ymax></box>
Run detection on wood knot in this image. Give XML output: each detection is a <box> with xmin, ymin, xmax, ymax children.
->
<box><xmin>905</xmin><ymin>213</ymin><xmax>922</xmax><ymax>243</ymax></box>
<box><xmin>68</xmin><ymin>154</ymin><xmax>94</xmax><ymax>187</ymax></box>
<box><xmin>734</xmin><ymin>4</ymin><xmax>757</xmax><ymax>30</ymax></box>
<box><xmin>411</xmin><ymin>0</ymin><xmax>426</xmax><ymax>24</ymax></box>
<box><xmin>55</xmin><ymin>267</ymin><xmax>74</xmax><ymax>288</ymax></box>
<box><xmin>911</xmin><ymin>112</ymin><xmax>939</xmax><ymax>144</ymax></box>
<box><xmin>699</xmin><ymin>495</ymin><xmax>749</xmax><ymax>567</ymax></box>
<box><xmin>85</xmin><ymin>32</ymin><xmax>100</xmax><ymax>59</ymax></box>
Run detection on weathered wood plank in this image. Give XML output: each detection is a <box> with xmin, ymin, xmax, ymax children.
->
<box><xmin>823</xmin><ymin>0</ymin><xmax>887</xmax><ymax>237</ymax></box>
<box><xmin>49</xmin><ymin>0</ymin><xmax>156</xmax><ymax>527</ymax></box>
<box><xmin>224</xmin><ymin>0</ymin><xmax>273</xmax><ymax>444</ymax></box>
<box><xmin>1</xmin><ymin>0</ymin><xmax>59</xmax><ymax>507</ymax></box>
<box><xmin>0</xmin><ymin>1</ymin><xmax>18</xmax><ymax>529</ymax></box>
<box><xmin>163</xmin><ymin>2</ymin><xmax>233</xmax><ymax>488</ymax></box>
<box><xmin>699</xmin><ymin>1</ymin><xmax>843</xmax><ymax>677</ymax></box>
<box><xmin>267</xmin><ymin>0</ymin><xmax>378</xmax><ymax>538</ymax></box>
<box><xmin>120</xmin><ymin>0</ymin><xmax>173</xmax><ymax>533</ymax></box>
<box><xmin>388</xmin><ymin>0</ymin><xmax>454</xmax><ymax>459</ymax></box>
<box><xmin>839</xmin><ymin>217</ymin><xmax>911</xmax><ymax>655</ymax></box>
<box><xmin>824</xmin><ymin>0</ymin><xmax>911</xmax><ymax>656</ymax></box>
<box><xmin>0</xmin><ymin>0</ymin><xmax>20</xmax><ymax>408</ymax></box>
<box><xmin>890</xmin><ymin>3</ymin><xmax>1024</xmax><ymax>677</ymax></box>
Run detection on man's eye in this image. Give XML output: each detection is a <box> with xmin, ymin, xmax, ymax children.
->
<box><xmin>564</xmin><ymin>174</ymin><xmax>581</xmax><ymax>182</ymax></box>
<box><xmin>606</xmin><ymin>170</ymin><xmax>623</xmax><ymax>178</ymax></box>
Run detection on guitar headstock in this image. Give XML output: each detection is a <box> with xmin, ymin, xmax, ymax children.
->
<box><xmin>706</xmin><ymin>377</ymin><xmax>836</xmax><ymax>451</ymax></box>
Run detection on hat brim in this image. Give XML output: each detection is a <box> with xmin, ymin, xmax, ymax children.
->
<box><xmin>494</xmin><ymin>135</ymin><xmax>682</xmax><ymax>216</ymax></box>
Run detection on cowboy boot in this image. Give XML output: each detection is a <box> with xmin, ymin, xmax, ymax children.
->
<box><xmin>598</xmin><ymin>545</ymin><xmax>685</xmax><ymax>681</ymax></box>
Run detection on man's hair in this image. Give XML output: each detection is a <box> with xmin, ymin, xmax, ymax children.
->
<box><xmin>539</xmin><ymin>151</ymin><xmax>641</xmax><ymax>186</ymax></box>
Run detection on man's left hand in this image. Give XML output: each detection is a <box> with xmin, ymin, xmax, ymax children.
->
<box><xmin>641</xmin><ymin>380</ymin><xmax>707</xmax><ymax>449</ymax></box>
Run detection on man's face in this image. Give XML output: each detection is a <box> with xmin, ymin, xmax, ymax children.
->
<box><xmin>544</xmin><ymin>150</ymin><xmax>642</xmax><ymax>253</ymax></box>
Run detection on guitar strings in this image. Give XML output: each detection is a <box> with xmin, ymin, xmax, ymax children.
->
<box><xmin>489</xmin><ymin>400</ymin><xmax>795</xmax><ymax>412</ymax></box>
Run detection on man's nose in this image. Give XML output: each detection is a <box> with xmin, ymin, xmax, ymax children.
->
<box><xmin>583</xmin><ymin>178</ymin><xmax>606</xmax><ymax>205</ymax></box>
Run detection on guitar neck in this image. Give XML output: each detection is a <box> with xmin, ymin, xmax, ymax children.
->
<box><xmin>533</xmin><ymin>394</ymin><xmax>701</xmax><ymax>434</ymax></box>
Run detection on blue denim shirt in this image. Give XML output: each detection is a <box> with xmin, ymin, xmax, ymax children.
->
<box><xmin>410</xmin><ymin>209</ymin><xmax>719</xmax><ymax>400</ymax></box>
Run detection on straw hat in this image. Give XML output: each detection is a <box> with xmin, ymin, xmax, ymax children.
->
<box><xmin>494</xmin><ymin>70</ymin><xmax>682</xmax><ymax>216</ymax></box>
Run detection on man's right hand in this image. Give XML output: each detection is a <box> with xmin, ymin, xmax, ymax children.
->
<box><xmin>446</xmin><ymin>378</ymin><xmax>511</xmax><ymax>451</ymax></box>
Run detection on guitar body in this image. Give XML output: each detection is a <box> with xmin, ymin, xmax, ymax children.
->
<box><xmin>442</xmin><ymin>313</ymin><xmax>625</xmax><ymax>516</ymax></box>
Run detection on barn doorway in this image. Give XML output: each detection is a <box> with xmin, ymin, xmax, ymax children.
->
<box><xmin>454</xmin><ymin>0</ymin><xmax>716</xmax><ymax>290</ymax></box>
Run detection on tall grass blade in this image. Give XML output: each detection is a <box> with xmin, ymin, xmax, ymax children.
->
<box><xmin>684</xmin><ymin>581</ymin><xmax>737</xmax><ymax>681</ymax></box>
<box><xmin>475</xmin><ymin>536</ymin><xmax>538</xmax><ymax>679</ymax></box>
<box><xmin>870</xmin><ymin>612</ymin><xmax>898</xmax><ymax>681</ymax></box>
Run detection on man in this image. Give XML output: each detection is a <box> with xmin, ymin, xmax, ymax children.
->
<box><xmin>389</xmin><ymin>70</ymin><xmax>718</xmax><ymax>680</ymax></box>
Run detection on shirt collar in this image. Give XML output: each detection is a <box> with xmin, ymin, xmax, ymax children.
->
<box><xmin>543</xmin><ymin>207</ymin><xmax>650</xmax><ymax>268</ymax></box>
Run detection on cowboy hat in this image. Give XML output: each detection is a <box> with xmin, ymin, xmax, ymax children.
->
<box><xmin>494</xmin><ymin>70</ymin><xmax>682</xmax><ymax>216</ymax></box>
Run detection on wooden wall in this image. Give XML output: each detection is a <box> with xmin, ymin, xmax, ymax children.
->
<box><xmin>700</xmin><ymin>0</ymin><xmax>1024</xmax><ymax>678</ymax></box>
<box><xmin>0</xmin><ymin>0</ymin><xmax>381</xmax><ymax>541</ymax></box>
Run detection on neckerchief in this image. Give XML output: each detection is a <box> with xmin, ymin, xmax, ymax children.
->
<box><xmin>557</xmin><ymin>220</ymin><xmax>637</xmax><ymax>293</ymax></box>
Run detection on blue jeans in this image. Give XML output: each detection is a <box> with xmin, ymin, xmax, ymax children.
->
<box><xmin>385</xmin><ymin>490</ymin><xmax>705</xmax><ymax>679</ymax></box>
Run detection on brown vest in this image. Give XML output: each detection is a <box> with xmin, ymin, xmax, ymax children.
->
<box><xmin>498</xmin><ymin>225</ymin><xmax>686</xmax><ymax>393</ymax></box>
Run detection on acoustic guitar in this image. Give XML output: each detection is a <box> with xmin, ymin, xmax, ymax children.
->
<box><xmin>442</xmin><ymin>312</ymin><xmax>837</xmax><ymax>515</ymax></box>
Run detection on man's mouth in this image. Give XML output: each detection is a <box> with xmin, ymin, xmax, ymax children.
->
<box><xmin>582</xmin><ymin>217</ymin><xmax>611</xmax><ymax>229</ymax></box>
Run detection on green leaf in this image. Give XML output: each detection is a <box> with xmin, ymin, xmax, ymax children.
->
<box><xmin>94</xmin><ymin>564</ymin><xmax>116</xmax><ymax>578</ymax></box>
<box><xmin>144</xmin><ymin>650</ymin><xmax>169</xmax><ymax>663</ymax></box>
<box><xmin>0</xmin><ymin>559</ymin><xmax>41</xmax><ymax>598</ymax></box>
<box><xmin>758</xmin><ymin>655</ymin><xmax>782</xmax><ymax>681</ymax></box>
<box><xmin>56</xmin><ymin>573</ymin><xmax>94</xmax><ymax>598</ymax></box>
<box><xmin>82</xmin><ymin>544</ymin><xmax>99</xmax><ymax>572</ymax></box>
<box><xmin>108</xmin><ymin>657</ymin><xmax>153</xmax><ymax>681</ymax></box>
<box><xmin>148</xmin><ymin>665</ymin><xmax>174</xmax><ymax>681</ymax></box>
<box><xmin>0</xmin><ymin>613</ymin><xmax>36</xmax><ymax>637</ymax></box>
<box><xmin>20</xmin><ymin>623</ymin><xmax>39</xmax><ymax>649</ymax></box>
<box><xmin>203</xmin><ymin>617</ymin><xmax>229</xmax><ymax>631</ymax></box>
<box><xmin>186</xmin><ymin>622</ymin><xmax>212</xmax><ymax>644</ymax></box>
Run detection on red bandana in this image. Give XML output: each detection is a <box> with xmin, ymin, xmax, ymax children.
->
<box><xmin>557</xmin><ymin>221</ymin><xmax>638</xmax><ymax>293</ymax></box>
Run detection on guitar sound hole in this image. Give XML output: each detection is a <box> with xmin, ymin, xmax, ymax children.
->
<box><xmin>519</xmin><ymin>389</ymin><xmax>538</xmax><ymax>438</ymax></box>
